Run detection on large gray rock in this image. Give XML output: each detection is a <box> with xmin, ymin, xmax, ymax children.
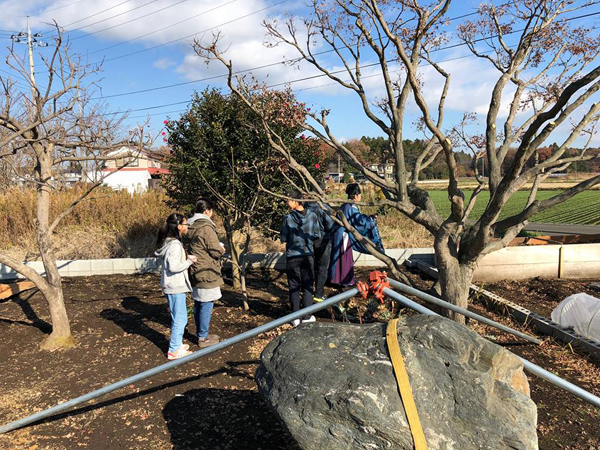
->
<box><xmin>256</xmin><ymin>315</ymin><xmax>537</xmax><ymax>450</ymax></box>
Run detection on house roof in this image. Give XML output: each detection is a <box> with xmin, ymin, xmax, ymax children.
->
<box><xmin>101</xmin><ymin>167</ymin><xmax>169</xmax><ymax>175</ymax></box>
<box><xmin>104</xmin><ymin>146</ymin><xmax>166</xmax><ymax>161</ymax></box>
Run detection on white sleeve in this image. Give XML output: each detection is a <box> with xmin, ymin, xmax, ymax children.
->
<box><xmin>164</xmin><ymin>242</ymin><xmax>193</xmax><ymax>273</ymax></box>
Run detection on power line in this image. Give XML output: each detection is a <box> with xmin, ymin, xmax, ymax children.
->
<box><xmin>83</xmin><ymin>0</ymin><xmax>473</xmax><ymax>50</ymax></box>
<box><xmin>128</xmin><ymin>108</ymin><xmax>186</xmax><ymax>120</ymax></box>
<box><xmin>104</xmin><ymin>99</ymin><xmax>190</xmax><ymax>115</ymax></box>
<box><xmin>85</xmin><ymin>0</ymin><xmax>491</xmax><ymax>54</ymax></box>
<box><xmin>61</xmin><ymin>0</ymin><xmax>160</xmax><ymax>36</ymax></box>
<box><xmin>111</xmin><ymin>2</ymin><xmax>600</xmax><ymax>122</ymax></box>
<box><xmin>87</xmin><ymin>0</ymin><xmax>290</xmax><ymax>64</ymax></box>
<box><xmin>124</xmin><ymin>53</ymin><xmax>486</xmax><ymax>121</ymax></box>
<box><xmin>70</xmin><ymin>0</ymin><xmax>193</xmax><ymax>40</ymax></box>
<box><xmin>87</xmin><ymin>0</ymin><xmax>239</xmax><ymax>52</ymax></box>
<box><xmin>89</xmin><ymin>3</ymin><xmax>478</xmax><ymax>99</ymax></box>
<box><xmin>44</xmin><ymin>0</ymin><xmax>134</xmax><ymax>33</ymax></box>
<box><xmin>100</xmin><ymin>50</ymin><xmax>502</xmax><ymax>117</ymax></box>
<box><xmin>42</xmin><ymin>0</ymin><xmax>91</xmax><ymax>14</ymax></box>
<box><xmin>105</xmin><ymin>21</ymin><xmax>600</xmax><ymax>122</ymax></box>
<box><xmin>92</xmin><ymin>8</ymin><xmax>600</xmax><ymax>102</ymax></box>
<box><xmin>0</xmin><ymin>67</ymin><xmax>33</xmax><ymax>90</ymax></box>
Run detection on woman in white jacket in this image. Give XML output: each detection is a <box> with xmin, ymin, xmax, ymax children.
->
<box><xmin>155</xmin><ymin>213</ymin><xmax>197</xmax><ymax>360</ymax></box>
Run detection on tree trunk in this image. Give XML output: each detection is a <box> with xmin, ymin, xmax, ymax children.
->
<box><xmin>36</xmin><ymin>150</ymin><xmax>75</xmax><ymax>350</ymax></box>
<box><xmin>39</xmin><ymin>280</ymin><xmax>75</xmax><ymax>350</ymax></box>
<box><xmin>434</xmin><ymin>233</ymin><xmax>475</xmax><ymax>325</ymax></box>
<box><xmin>228</xmin><ymin>229</ymin><xmax>249</xmax><ymax>311</ymax></box>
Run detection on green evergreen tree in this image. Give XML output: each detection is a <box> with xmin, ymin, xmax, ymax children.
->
<box><xmin>164</xmin><ymin>89</ymin><xmax>323</xmax><ymax>309</ymax></box>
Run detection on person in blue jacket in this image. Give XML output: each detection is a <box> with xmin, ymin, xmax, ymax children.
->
<box><xmin>280</xmin><ymin>189</ymin><xmax>322</xmax><ymax>326</ymax></box>
<box><xmin>329</xmin><ymin>182</ymin><xmax>384</xmax><ymax>288</ymax></box>
<box><xmin>305</xmin><ymin>183</ymin><xmax>335</xmax><ymax>303</ymax></box>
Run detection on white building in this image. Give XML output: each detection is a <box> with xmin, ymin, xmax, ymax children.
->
<box><xmin>369</xmin><ymin>163</ymin><xmax>395</xmax><ymax>181</ymax></box>
<box><xmin>101</xmin><ymin>147</ymin><xmax>169</xmax><ymax>193</ymax></box>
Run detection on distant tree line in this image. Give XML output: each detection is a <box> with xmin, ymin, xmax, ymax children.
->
<box><xmin>331</xmin><ymin>137</ymin><xmax>600</xmax><ymax>180</ymax></box>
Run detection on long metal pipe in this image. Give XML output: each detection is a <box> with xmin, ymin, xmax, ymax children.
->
<box><xmin>386</xmin><ymin>278</ymin><xmax>541</xmax><ymax>345</ymax></box>
<box><xmin>383</xmin><ymin>287</ymin><xmax>600</xmax><ymax>409</ymax></box>
<box><xmin>0</xmin><ymin>288</ymin><xmax>358</xmax><ymax>435</ymax></box>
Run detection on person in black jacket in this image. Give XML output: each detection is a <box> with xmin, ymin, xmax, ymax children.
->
<box><xmin>280</xmin><ymin>189</ymin><xmax>322</xmax><ymax>326</ymax></box>
<box><xmin>304</xmin><ymin>183</ymin><xmax>335</xmax><ymax>303</ymax></box>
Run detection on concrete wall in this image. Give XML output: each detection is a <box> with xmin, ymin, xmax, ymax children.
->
<box><xmin>473</xmin><ymin>243</ymin><xmax>600</xmax><ymax>282</ymax></box>
<box><xmin>0</xmin><ymin>258</ymin><xmax>160</xmax><ymax>280</ymax></box>
<box><xmin>244</xmin><ymin>248</ymin><xmax>435</xmax><ymax>271</ymax></box>
<box><xmin>1</xmin><ymin>243</ymin><xmax>597</xmax><ymax>281</ymax></box>
<box><xmin>0</xmin><ymin>248</ymin><xmax>436</xmax><ymax>281</ymax></box>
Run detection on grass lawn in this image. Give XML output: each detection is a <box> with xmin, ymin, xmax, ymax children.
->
<box><xmin>427</xmin><ymin>189</ymin><xmax>600</xmax><ymax>225</ymax></box>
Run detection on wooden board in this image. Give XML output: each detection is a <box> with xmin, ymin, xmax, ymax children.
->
<box><xmin>0</xmin><ymin>281</ymin><xmax>36</xmax><ymax>300</ymax></box>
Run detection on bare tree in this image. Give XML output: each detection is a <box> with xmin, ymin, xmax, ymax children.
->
<box><xmin>0</xmin><ymin>25</ymin><xmax>150</xmax><ymax>350</ymax></box>
<box><xmin>197</xmin><ymin>0</ymin><xmax>600</xmax><ymax>323</ymax></box>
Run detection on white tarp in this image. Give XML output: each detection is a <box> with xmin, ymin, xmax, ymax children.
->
<box><xmin>102</xmin><ymin>170</ymin><xmax>151</xmax><ymax>193</ymax></box>
<box><xmin>551</xmin><ymin>293</ymin><xmax>600</xmax><ymax>342</ymax></box>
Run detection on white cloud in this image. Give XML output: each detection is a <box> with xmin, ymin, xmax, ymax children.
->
<box><xmin>153</xmin><ymin>57</ymin><xmax>176</xmax><ymax>70</ymax></box>
<box><xmin>0</xmin><ymin>0</ymin><xmax>289</xmax><ymax>45</ymax></box>
<box><xmin>2</xmin><ymin>1</ymin><xmax>596</xmax><ymax>147</ymax></box>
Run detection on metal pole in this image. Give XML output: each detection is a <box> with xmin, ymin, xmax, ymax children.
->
<box><xmin>0</xmin><ymin>288</ymin><xmax>358</xmax><ymax>435</ymax></box>
<box><xmin>383</xmin><ymin>287</ymin><xmax>600</xmax><ymax>409</ymax></box>
<box><xmin>26</xmin><ymin>17</ymin><xmax>36</xmax><ymax>91</ymax></box>
<box><xmin>386</xmin><ymin>278</ymin><xmax>541</xmax><ymax>345</ymax></box>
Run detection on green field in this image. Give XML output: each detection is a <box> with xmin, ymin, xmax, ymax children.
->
<box><xmin>427</xmin><ymin>190</ymin><xmax>600</xmax><ymax>225</ymax></box>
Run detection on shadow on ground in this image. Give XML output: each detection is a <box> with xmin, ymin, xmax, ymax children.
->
<box><xmin>163</xmin><ymin>388</ymin><xmax>299</xmax><ymax>450</ymax></box>
<box><xmin>0</xmin><ymin>289</ymin><xmax>51</xmax><ymax>333</ymax></box>
<box><xmin>100</xmin><ymin>296</ymin><xmax>197</xmax><ymax>352</ymax></box>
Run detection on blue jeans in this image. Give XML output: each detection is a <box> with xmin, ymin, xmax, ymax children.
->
<box><xmin>166</xmin><ymin>293</ymin><xmax>188</xmax><ymax>353</ymax></box>
<box><xmin>194</xmin><ymin>301</ymin><xmax>214</xmax><ymax>339</ymax></box>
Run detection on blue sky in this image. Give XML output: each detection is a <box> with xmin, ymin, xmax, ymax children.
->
<box><xmin>1</xmin><ymin>0</ymin><xmax>599</xmax><ymax>149</ymax></box>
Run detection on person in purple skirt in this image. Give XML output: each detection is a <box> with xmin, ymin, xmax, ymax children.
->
<box><xmin>328</xmin><ymin>183</ymin><xmax>361</xmax><ymax>288</ymax></box>
<box><xmin>329</xmin><ymin>183</ymin><xmax>383</xmax><ymax>310</ymax></box>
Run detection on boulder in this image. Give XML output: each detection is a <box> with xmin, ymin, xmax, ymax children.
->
<box><xmin>256</xmin><ymin>315</ymin><xmax>537</xmax><ymax>450</ymax></box>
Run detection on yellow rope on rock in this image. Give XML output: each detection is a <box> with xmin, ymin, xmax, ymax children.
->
<box><xmin>386</xmin><ymin>318</ymin><xmax>428</xmax><ymax>450</ymax></box>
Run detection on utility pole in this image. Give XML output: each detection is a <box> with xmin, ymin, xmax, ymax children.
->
<box><xmin>11</xmin><ymin>17</ymin><xmax>49</xmax><ymax>103</ymax></box>
<box><xmin>27</xmin><ymin>18</ymin><xmax>36</xmax><ymax>92</ymax></box>
<box><xmin>338</xmin><ymin>153</ymin><xmax>341</xmax><ymax>183</ymax></box>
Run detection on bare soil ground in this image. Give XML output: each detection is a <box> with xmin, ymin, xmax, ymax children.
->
<box><xmin>0</xmin><ymin>268</ymin><xmax>598</xmax><ymax>449</ymax></box>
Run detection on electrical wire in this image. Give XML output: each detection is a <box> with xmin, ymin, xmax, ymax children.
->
<box><xmin>95</xmin><ymin>0</ymin><xmax>289</xmax><ymax>64</ymax></box>
<box><xmin>34</xmin><ymin>0</ymin><xmax>284</xmax><ymax>75</ymax></box>
<box><xmin>74</xmin><ymin>0</ymin><xmax>593</xmax><ymax>62</ymax></box>
<box><xmin>45</xmin><ymin>0</ymin><xmax>135</xmax><ymax>32</ymax></box>
<box><xmin>42</xmin><ymin>0</ymin><xmax>91</xmax><ymax>14</ymax></box>
<box><xmin>123</xmin><ymin>52</ymin><xmax>487</xmax><ymax>121</ymax></box>
<box><xmin>61</xmin><ymin>0</ymin><xmax>160</xmax><ymax>36</ymax></box>
<box><xmin>86</xmin><ymin>0</ymin><xmax>239</xmax><ymax>52</ymax></box>
<box><xmin>99</xmin><ymin>49</ymin><xmax>503</xmax><ymax>117</ymax></box>
<box><xmin>92</xmin><ymin>9</ymin><xmax>600</xmax><ymax>102</ymax></box>
<box><xmin>70</xmin><ymin>0</ymin><xmax>193</xmax><ymax>40</ymax></box>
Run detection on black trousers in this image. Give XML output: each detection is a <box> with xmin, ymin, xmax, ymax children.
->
<box><xmin>313</xmin><ymin>239</ymin><xmax>332</xmax><ymax>299</ymax></box>
<box><xmin>286</xmin><ymin>255</ymin><xmax>315</xmax><ymax>320</ymax></box>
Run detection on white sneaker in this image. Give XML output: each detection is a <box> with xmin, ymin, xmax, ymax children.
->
<box><xmin>291</xmin><ymin>319</ymin><xmax>301</xmax><ymax>327</ymax></box>
<box><xmin>302</xmin><ymin>316</ymin><xmax>316</xmax><ymax>323</ymax></box>
<box><xmin>167</xmin><ymin>347</ymin><xmax>192</xmax><ymax>360</ymax></box>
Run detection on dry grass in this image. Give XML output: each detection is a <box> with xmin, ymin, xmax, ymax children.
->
<box><xmin>1</xmin><ymin>186</ymin><xmax>171</xmax><ymax>261</ymax></box>
<box><xmin>1</xmin><ymin>185</ymin><xmax>433</xmax><ymax>261</ymax></box>
<box><xmin>326</xmin><ymin>183</ymin><xmax>433</xmax><ymax>248</ymax></box>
